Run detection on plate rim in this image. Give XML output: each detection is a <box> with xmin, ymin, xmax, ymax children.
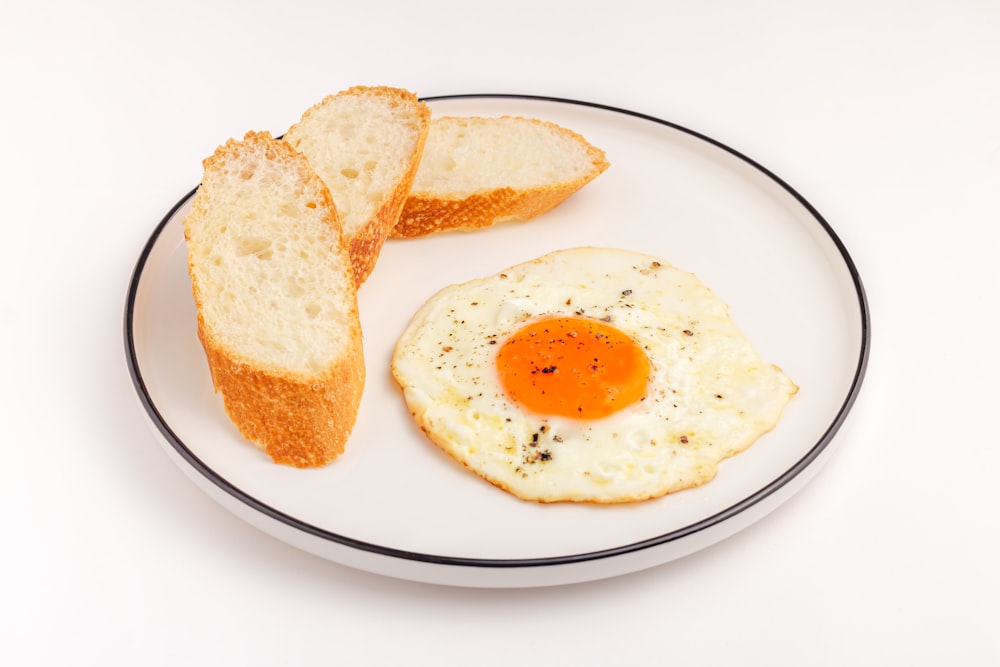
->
<box><xmin>123</xmin><ymin>93</ymin><xmax>871</xmax><ymax>571</ymax></box>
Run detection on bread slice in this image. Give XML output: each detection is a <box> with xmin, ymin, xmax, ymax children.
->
<box><xmin>283</xmin><ymin>86</ymin><xmax>430</xmax><ymax>286</ymax></box>
<box><xmin>183</xmin><ymin>130</ymin><xmax>365</xmax><ymax>468</ymax></box>
<box><xmin>391</xmin><ymin>116</ymin><xmax>610</xmax><ymax>238</ymax></box>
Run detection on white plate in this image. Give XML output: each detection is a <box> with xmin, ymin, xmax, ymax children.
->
<box><xmin>124</xmin><ymin>94</ymin><xmax>869</xmax><ymax>588</ymax></box>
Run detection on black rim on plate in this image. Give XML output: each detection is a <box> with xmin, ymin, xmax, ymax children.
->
<box><xmin>123</xmin><ymin>94</ymin><xmax>871</xmax><ymax>570</ymax></box>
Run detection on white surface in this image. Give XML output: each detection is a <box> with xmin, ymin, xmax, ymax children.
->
<box><xmin>3</xmin><ymin>0</ymin><xmax>997</xmax><ymax>663</ymax></box>
<box><xmin>128</xmin><ymin>96</ymin><xmax>865</xmax><ymax>586</ymax></box>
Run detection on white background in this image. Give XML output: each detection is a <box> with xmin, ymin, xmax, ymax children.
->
<box><xmin>3</xmin><ymin>1</ymin><xmax>998</xmax><ymax>665</ymax></box>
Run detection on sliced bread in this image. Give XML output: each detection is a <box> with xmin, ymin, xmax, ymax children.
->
<box><xmin>283</xmin><ymin>86</ymin><xmax>430</xmax><ymax>286</ymax></box>
<box><xmin>391</xmin><ymin>115</ymin><xmax>610</xmax><ymax>238</ymax></box>
<box><xmin>183</xmin><ymin>130</ymin><xmax>365</xmax><ymax>468</ymax></box>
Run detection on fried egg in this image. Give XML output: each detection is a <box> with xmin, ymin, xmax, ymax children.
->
<box><xmin>391</xmin><ymin>247</ymin><xmax>797</xmax><ymax>503</ymax></box>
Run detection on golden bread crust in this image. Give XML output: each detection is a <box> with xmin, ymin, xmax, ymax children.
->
<box><xmin>344</xmin><ymin>131</ymin><xmax>426</xmax><ymax>281</ymax></box>
<box><xmin>197</xmin><ymin>316</ymin><xmax>365</xmax><ymax>468</ymax></box>
<box><xmin>394</xmin><ymin>181</ymin><xmax>592</xmax><ymax>238</ymax></box>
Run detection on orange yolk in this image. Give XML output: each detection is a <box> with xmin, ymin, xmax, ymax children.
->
<box><xmin>496</xmin><ymin>316</ymin><xmax>651</xmax><ymax>419</ymax></box>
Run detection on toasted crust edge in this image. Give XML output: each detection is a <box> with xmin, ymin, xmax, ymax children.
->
<box><xmin>197</xmin><ymin>316</ymin><xmax>366</xmax><ymax>468</ymax></box>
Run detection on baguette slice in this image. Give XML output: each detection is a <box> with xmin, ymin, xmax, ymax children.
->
<box><xmin>183</xmin><ymin>131</ymin><xmax>365</xmax><ymax>468</ymax></box>
<box><xmin>283</xmin><ymin>86</ymin><xmax>430</xmax><ymax>286</ymax></box>
<box><xmin>391</xmin><ymin>116</ymin><xmax>610</xmax><ymax>238</ymax></box>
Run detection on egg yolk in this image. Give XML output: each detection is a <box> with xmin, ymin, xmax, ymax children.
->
<box><xmin>496</xmin><ymin>316</ymin><xmax>651</xmax><ymax>419</ymax></box>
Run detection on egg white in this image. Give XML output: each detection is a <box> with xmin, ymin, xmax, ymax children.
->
<box><xmin>391</xmin><ymin>247</ymin><xmax>798</xmax><ymax>503</ymax></box>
